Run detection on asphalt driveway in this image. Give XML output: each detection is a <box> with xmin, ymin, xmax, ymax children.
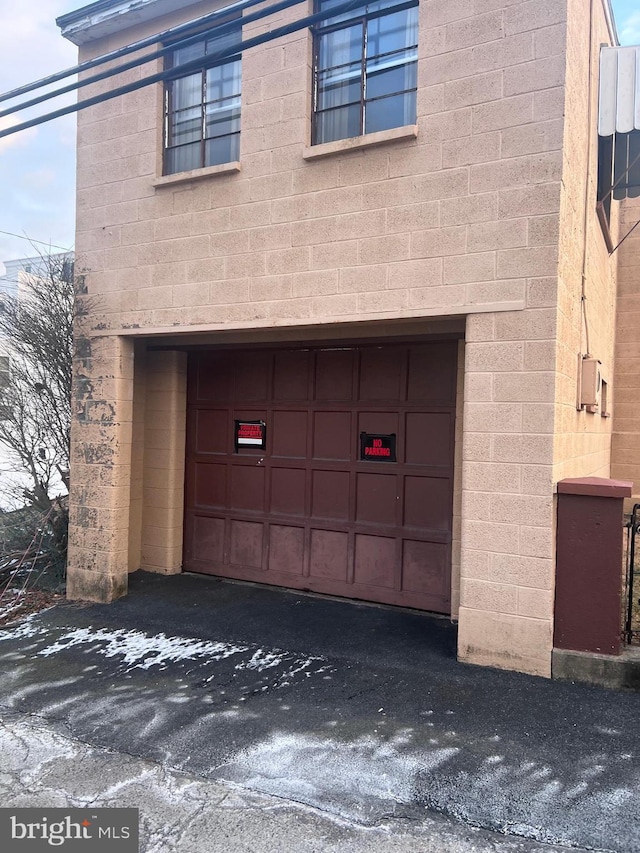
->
<box><xmin>0</xmin><ymin>570</ymin><xmax>639</xmax><ymax>852</ymax></box>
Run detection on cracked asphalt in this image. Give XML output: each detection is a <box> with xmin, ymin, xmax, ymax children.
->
<box><xmin>0</xmin><ymin>570</ymin><xmax>639</xmax><ymax>853</ymax></box>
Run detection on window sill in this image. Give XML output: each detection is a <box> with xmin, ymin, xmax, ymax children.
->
<box><xmin>152</xmin><ymin>161</ymin><xmax>241</xmax><ymax>188</ymax></box>
<box><xmin>302</xmin><ymin>125</ymin><xmax>418</xmax><ymax>160</ymax></box>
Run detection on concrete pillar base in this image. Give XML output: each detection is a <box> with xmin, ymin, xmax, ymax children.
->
<box><xmin>66</xmin><ymin>566</ymin><xmax>128</xmax><ymax>603</ymax></box>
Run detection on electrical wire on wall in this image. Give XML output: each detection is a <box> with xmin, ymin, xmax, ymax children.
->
<box><xmin>580</xmin><ymin>0</ymin><xmax>596</xmax><ymax>367</ymax></box>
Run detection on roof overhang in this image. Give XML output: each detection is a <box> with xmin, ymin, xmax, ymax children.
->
<box><xmin>57</xmin><ymin>0</ymin><xmax>224</xmax><ymax>45</ymax></box>
<box><xmin>598</xmin><ymin>46</ymin><xmax>640</xmax><ymax>135</ymax></box>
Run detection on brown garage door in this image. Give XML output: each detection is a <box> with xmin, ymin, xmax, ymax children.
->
<box><xmin>184</xmin><ymin>340</ymin><xmax>457</xmax><ymax>613</ymax></box>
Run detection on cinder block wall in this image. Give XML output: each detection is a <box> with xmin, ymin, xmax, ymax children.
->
<box><xmin>553</xmin><ymin>0</ymin><xmax>617</xmax><ymax>486</ymax></box>
<box><xmin>73</xmin><ymin>0</ymin><xmax>572</xmax><ymax>332</ymax></box>
<box><xmin>611</xmin><ymin>195</ymin><xmax>640</xmax><ymax>492</ymax></box>
<box><xmin>457</xmin><ymin>0</ymin><xmax>617</xmax><ymax>677</ymax></box>
<box><xmin>66</xmin><ymin>0</ymin><xmax>617</xmax><ymax>676</ymax></box>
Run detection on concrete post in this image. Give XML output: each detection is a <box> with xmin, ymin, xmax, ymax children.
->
<box><xmin>67</xmin><ymin>335</ymin><xmax>134</xmax><ymax>602</ymax></box>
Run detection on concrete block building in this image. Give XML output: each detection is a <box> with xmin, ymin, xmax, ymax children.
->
<box><xmin>57</xmin><ymin>0</ymin><xmax>640</xmax><ymax>677</ymax></box>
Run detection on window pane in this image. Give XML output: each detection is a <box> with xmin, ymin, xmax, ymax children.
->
<box><xmin>206</xmin><ymin>59</ymin><xmax>241</xmax><ymax>102</ymax></box>
<box><xmin>206</xmin><ymin>24</ymin><xmax>242</xmax><ymax>57</ymax></box>
<box><xmin>318</xmin><ymin>0</ymin><xmax>363</xmax><ymax>27</ymax></box>
<box><xmin>205</xmin><ymin>99</ymin><xmax>241</xmax><ymax>139</ymax></box>
<box><xmin>318</xmin><ymin>63</ymin><xmax>362</xmax><ymax>109</ymax></box>
<box><xmin>318</xmin><ymin>25</ymin><xmax>363</xmax><ymax>70</ymax></box>
<box><xmin>315</xmin><ymin>103</ymin><xmax>361</xmax><ymax>144</ymax></box>
<box><xmin>169</xmin><ymin>107</ymin><xmax>202</xmax><ymax>146</ymax></box>
<box><xmin>172</xmin><ymin>40</ymin><xmax>205</xmax><ymax>68</ymax></box>
<box><xmin>367</xmin><ymin>8</ymin><xmax>418</xmax><ymax>58</ymax></box>
<box><xmin>366</xmin><ymin>58</ymin><xmax>416</xmax><ymax>100</ymax></box>
<box><xmin>166</xmin><ymin>142</ymin><xmax>201</xmax><ymax>174</ymax></box>
<box><xmin>365</xmin><ymin>90</ymin><xmax>415</xmax><ymax>133</ymax></box>
<box><xmin>205</xmin><ymin>133</ymin><xmax>239</xmax><ymax>166</ymax></box>
<box><xmin>170</xmin><ymin>73</ymin><xmax>202</xmax><ymax>110</ymax></box>
<box><xmin>318</xmin><ymin>0</ymin><xmax>403</xmax><ymax>26</ymax></box>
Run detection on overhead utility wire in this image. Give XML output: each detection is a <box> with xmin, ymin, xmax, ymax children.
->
<box><xmin>0</xmin><ymin>0</ymin><xmax>416</xmax><ymax>141</ymax></box>
<box><xmin>0</xmin><ymin>230</ymin><xmax>73</xmax><ymax>252</ymax></box>
<box><xmin>0</xmin><ymin>0</ymin><xmax>308</xmax><ymax>121</ymax></box>
<box><xmin>0</xmin><ymin>0</ymin><xmax>275</xmax><ymax>105</ymax></box>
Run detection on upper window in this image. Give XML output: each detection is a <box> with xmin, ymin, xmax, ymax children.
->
<box><xmin>164</xmin><ymin>22</ymin><xmax>242</xmax><ymax>175</ymax></box>
<box><xmin>597</xmin><ymin>129</ymin><xmax>640</xmax><ymax>246</ymax></box>
<box><xmin>312</xmin><ymin>0</ymin><xmax>418</xmax><ymax>146</ymax></box>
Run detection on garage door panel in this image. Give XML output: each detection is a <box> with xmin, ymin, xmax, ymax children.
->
<box><xmin>402</xmin><ymin>540</ymin><xmax>448</xmax><ymax>596</ymax></box>
<box><xmin>272</xmin><ymin>410</ymin><xmax>307</xmax><ymax>458</ymax></box>
<box><xmin>196</xmin><ymin>353</ymin><xmax>232</xmax><ymax>401</ymax></box>
<box><xmin>233</xmin><ymin>352</ymin><xmax>271</xmax><ymax>401</ymax></box>
<box><xmin>270</xmin><ymin>467</ymin><xmax>306</xmax><ymax>516</ymax></box>
<box><xmin>315</xmin><ymin>350</ymin><xmax>354</xmax><ymax>401</ymax></box>
<box><xmin>405</xmin><ymin>412</ymin><xmax>452</xmax><ymax>467</ymax></box>
<box><xmin>407</xmin><ymin>342</ymin><xmax>457</xmax><ymax>404</ymax></box>
<box><xmin>274</xmin><ymin>350</ymin><xmax>311</xmax><ymax>401</ymax></box>
<box><xmin>186</xmin><ymin>341</ymin><xmax>457</xmax><ymax>614</ymax></box>
<box><xmin>194</xmin><ymin>463</ymin><xmax>227</xmax><ymax>509</ymax></box>
<box><xmin>311</xmin><ymin>470</ymin><xmax>350</xmax><ymax>520</ymax></box>
<box><xmin>230</xmin><ymin>466</ymin><xmax>265</xmax><ymax>512</ymax></box>
<box><xmin>192</xmin><ymin>515</ymin><xmax>225</xmax><ymax>562</ymax></box>
<box><xmin>356</xmin><ymin>472</ymin><xmax>398</xmax><ymax>525</ymax></box>
<box><xmin>404</xmin><ymin>476</ymin><xmax>452</xmax><ymax>531</ymax></box>
<box><xmin>195</xmin><ymin>409</ymin><xmax>228</xmax><ymax>455</ymax></box>
<box><xmin>309</xmin><ymin>529</ymin><xmax>349</xmax><ymax>581</ymax></box>
<box><xmin>354</xmin><ymin>534</ymin><xmax>397</xmax><ymax>589</ymax></box>
<box><xmin>268</xmin><ymin>525</ymin><xmax>305</xmax><ymax>574</ymax></box>
<box><xmin>359</xmin><ymin>347</ymin><xmax>404</xmax><ymax>401</ymax></box>
<box><xmin>230</xmin><ymin>520</ymin><xmax>263</xmax><ymax>568</ymax></box>
<box><xmin>313</xmin><ymin>411</ymin><xmax>352</xmax><ymax>460</ymax></box>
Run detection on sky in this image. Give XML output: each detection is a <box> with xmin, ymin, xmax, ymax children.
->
<box><xmin>0</xmin><ymin>0</ymin><xmax>639</xmax><ymax>275</ymax></box>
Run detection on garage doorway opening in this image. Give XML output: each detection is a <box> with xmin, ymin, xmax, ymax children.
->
<box><xmin>184</xmin><ymin>339</ymin><xmax>459</xmax><ymax>615</ymax></box>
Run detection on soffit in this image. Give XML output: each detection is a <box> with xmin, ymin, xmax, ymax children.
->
<box><xmin>57</xmin><ymin>0</ymin><xmax>229</xmax><ymax>45</ymax></box>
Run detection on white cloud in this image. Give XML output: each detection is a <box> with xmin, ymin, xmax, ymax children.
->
<box><xmin>620</xmin><ymin>11</ymin><xmax>640</xmax><ymax>45</ymax></box>
<box><xmin>0</xmin><ymin>116</ymin><xmax>37</xmax><ymax>153</ymax></box>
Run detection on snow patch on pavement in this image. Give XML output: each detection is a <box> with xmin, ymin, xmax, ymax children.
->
<box><xmin>37</xmin><ymin>628</ymin><xmax>249</xmax><ymax>671</ymax></box>
<box><xmin>21</xmin><ymin>624</ymin><xmax>334</xmax><ymax>688</ymax></box>
<box><xmin>0</xmin><ymin>613</ymin><xmax>48</xmax><ymax>641</ymax></box>
<box><xmin>226</xmin><ymin>730</ymin><xmax>459</xmax><ymax>822</ymax></box>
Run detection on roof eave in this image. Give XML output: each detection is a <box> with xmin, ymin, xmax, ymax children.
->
<box><xmin>57</xmin><ymin>0</ymin><xmax>212</xmax><ymax>45</ymax></box>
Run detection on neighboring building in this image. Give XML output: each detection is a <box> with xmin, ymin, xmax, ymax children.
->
<box><xmin>56</xmin><ymin>0</ymin><xmax>640</xmax><ymax>677</ymax></box>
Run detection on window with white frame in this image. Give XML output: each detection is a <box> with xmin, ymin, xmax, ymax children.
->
<box><xmin>164</xmin><ymin>21</ymin><xmax>242</xmax><ymax>175</ymax></box>
<box><xmin>312</xmin><ymin>0</ymin><xmax>418</xmax><ymax>146</ymax></box>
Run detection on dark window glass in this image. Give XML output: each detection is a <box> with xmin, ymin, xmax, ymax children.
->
<box><xmin>164</xmin><ymin>22</ymin><xmax>241</xmax><ymax>175</ymax></box>
<box><xmin>313</xmin><ymin>0</ymin><xmax>417</xmax><ymax>145</ymax></box>
<box><xmin>597</xmin><ymin>130</ymin><xmax>640</xmax><ymax>241</ymax></box>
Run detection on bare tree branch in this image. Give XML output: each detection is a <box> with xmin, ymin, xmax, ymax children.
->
<box><xmin>0</xmin><ymin>250</ymin><xmax>79</xmax><ymax>583</ymax></box>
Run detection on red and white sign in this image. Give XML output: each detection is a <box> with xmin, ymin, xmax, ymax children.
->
<box><xmin>235</xmin><ymin>420</ymin><xmax>266</xmax><ymax>449</ymax></box>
